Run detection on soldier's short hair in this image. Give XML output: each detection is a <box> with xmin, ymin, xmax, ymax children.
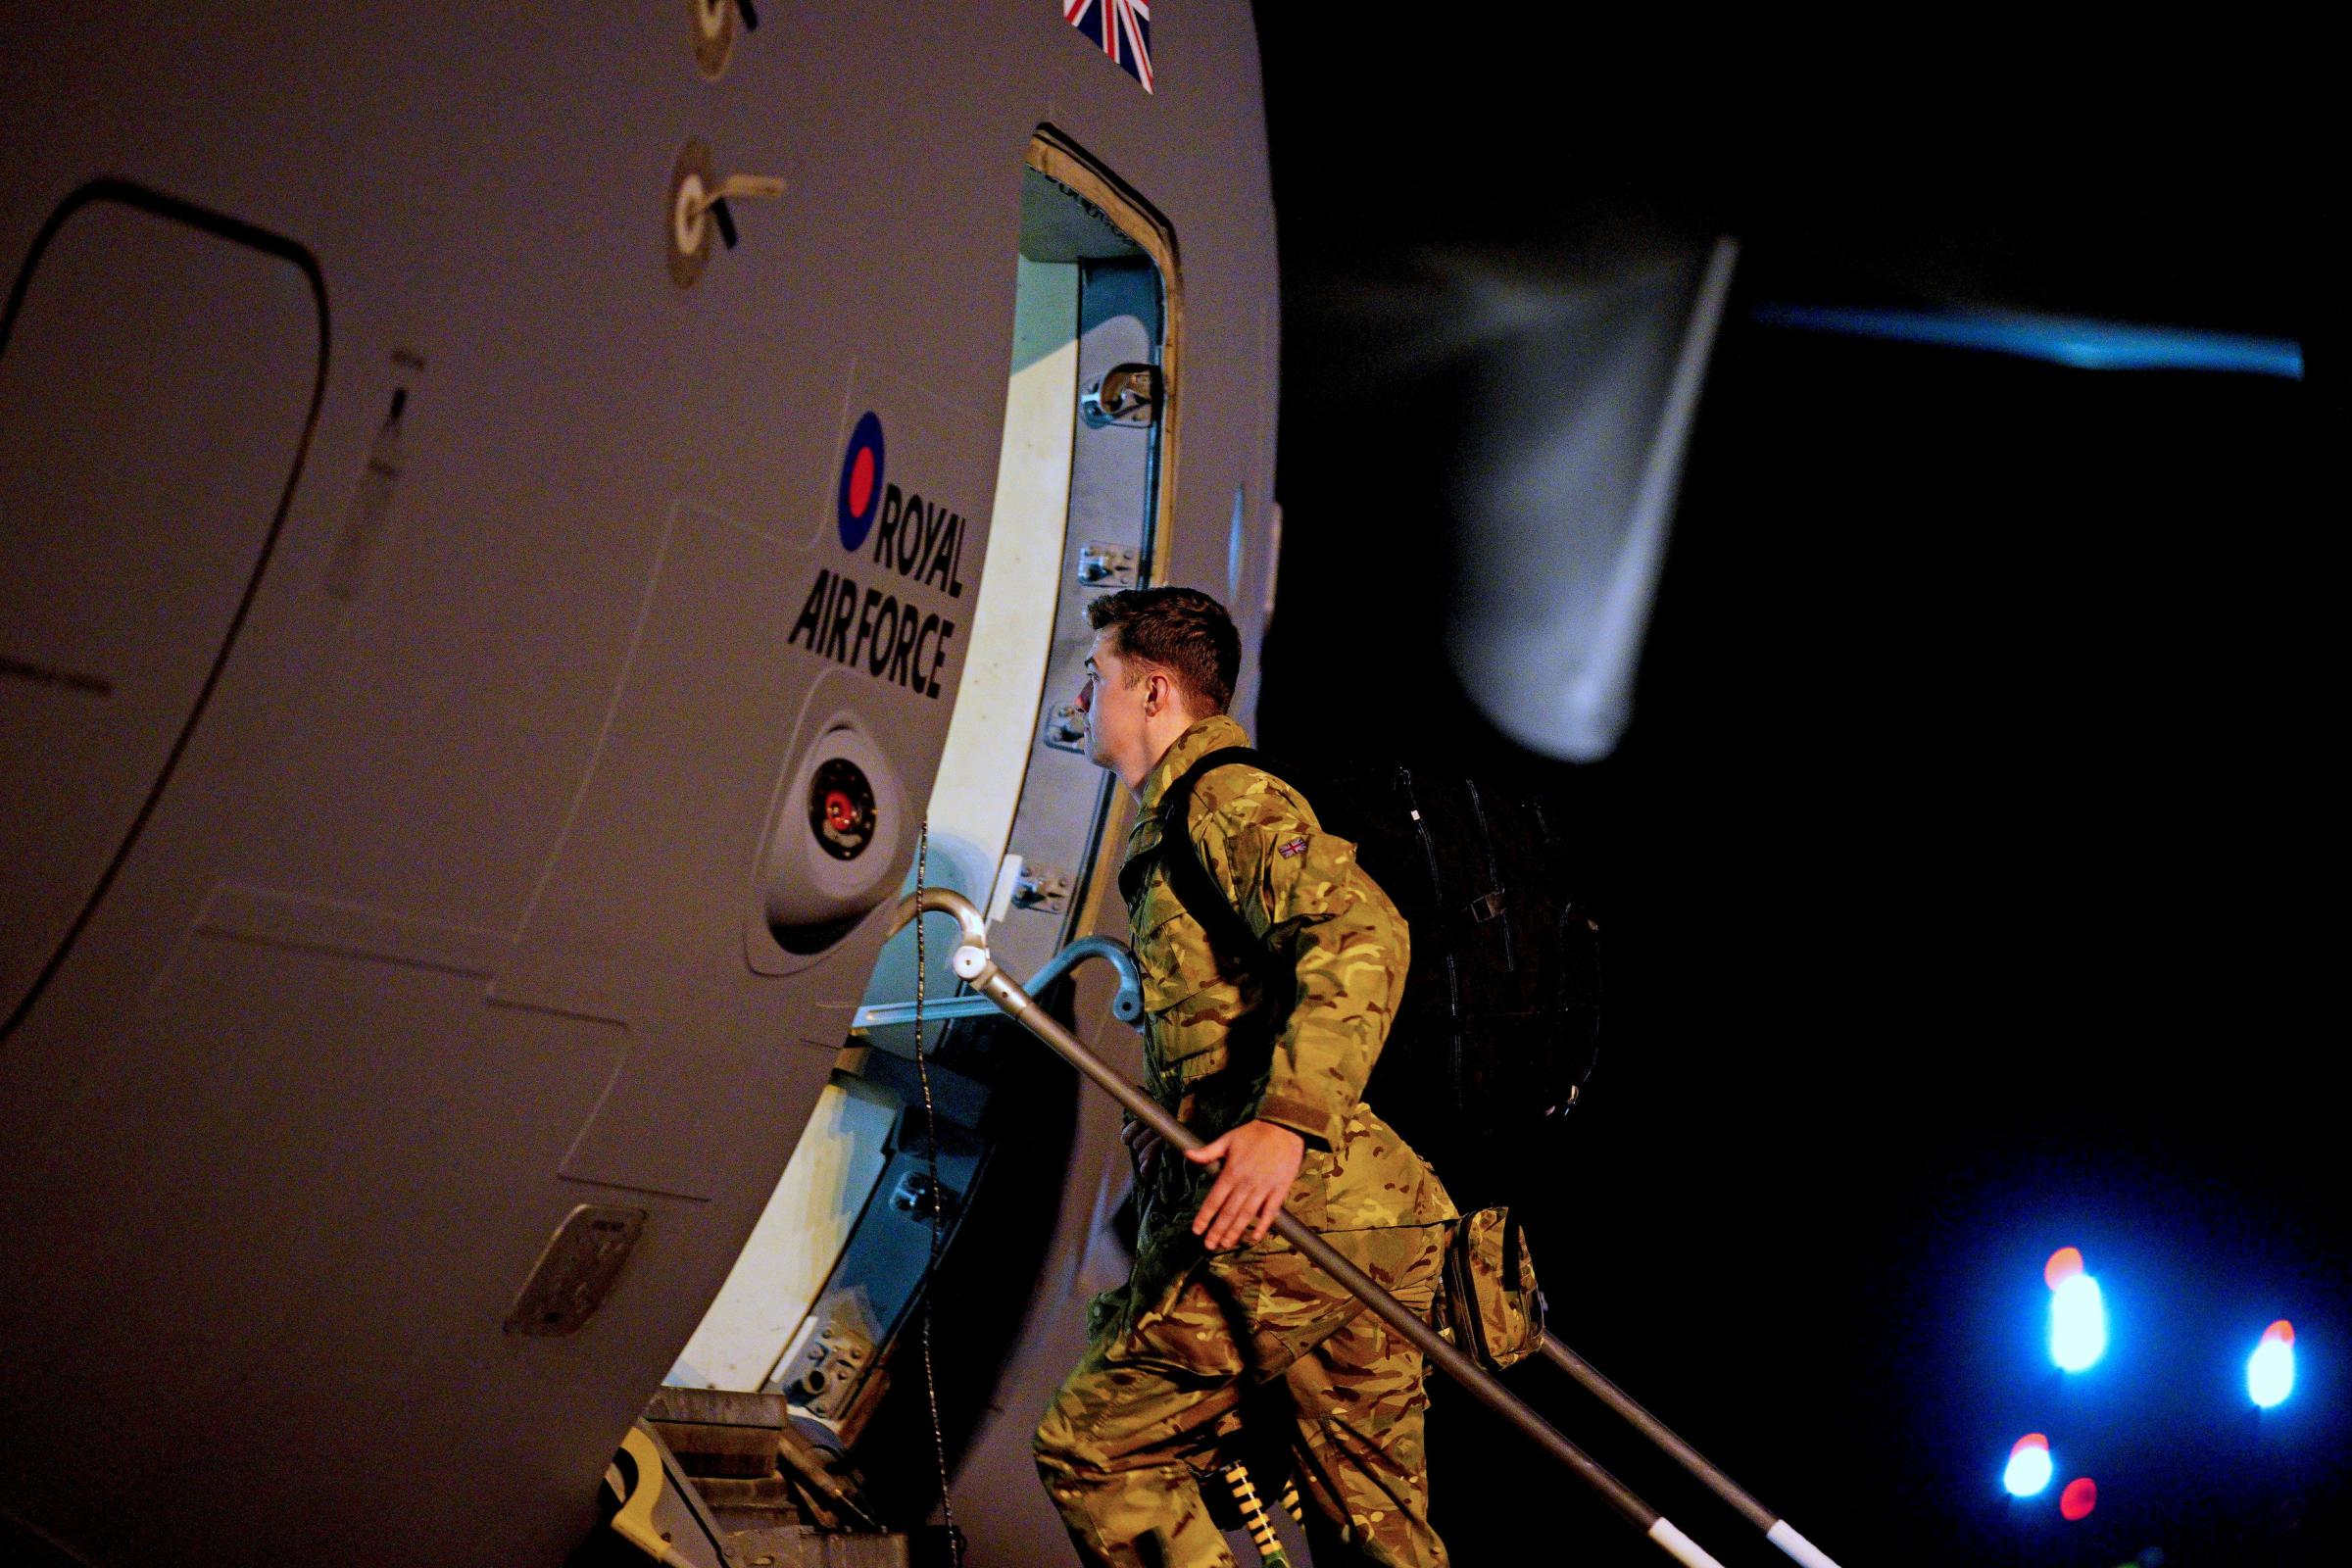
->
<box><xmin>1087</xmin><ymin>587</ymin><xmax>1240</xmax><ymax>715</ymax></box>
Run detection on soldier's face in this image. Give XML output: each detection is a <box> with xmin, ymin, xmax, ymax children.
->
<box><xmin>1078</xmin><ymin>630</ymin><xmax>1152</xmax><ymax>785</ymax></box>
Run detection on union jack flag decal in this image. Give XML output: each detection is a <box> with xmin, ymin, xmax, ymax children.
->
<box><xmin>1064</xmin><ymin>0</ymin><xmax>1153</xmax><ymax>93</ymax></box>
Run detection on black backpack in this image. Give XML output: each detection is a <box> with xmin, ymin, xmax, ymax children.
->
<box><xmin>1152</xmin><ymin>748</ymin><xmax>1601</xmax><ymax>1201</ymax></box>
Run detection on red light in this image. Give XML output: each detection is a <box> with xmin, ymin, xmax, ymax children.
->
<box><xmin>2059</xmin><ymin>1477</ymin><xmax>2097</xmax><ymax>1521</ymax></box>
<box><xmin>2264</xmin><ymin>1320</ymin><xmax>2295</xmax><ymax>1348</ymax></box>
<box><xmin>2044</xmin><ymin>1248</ymin><xmax>2084</xmax><ymax>1290</ymax></box>
<box><xmin>2011</xmin><ymin>1433</ymin><xmax>2048</xmax><ymax>1455</ymax></box>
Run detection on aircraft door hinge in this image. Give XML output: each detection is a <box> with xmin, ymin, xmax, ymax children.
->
<box><xmin>1042</xmin><ymin>702</ymin><xmax>1089</xmax><ymax>753</ymax></box>
<box><xmin>1076</xmin><ymin>541</ymin><xmax>1140</xmax><ymax>589</ymax></box>
<box><xmin>1011</xmin><ymin>864</ymin><xmax>1072</xmax><ymax>914</ymax></box>
<box><xmin>778</xmin><ymin>1312</ymin><xmax>874</xmax><ymax>1421</ymax></box>
<box><xmin>890</xmin><ymin>1170</ymin><xmax>961</xmax><ymax>1222</ymax></box>
<box><xmin>1080</xmin><ymin>363</ymin><xmax>1161</xmax><ymax>428</ymax></box>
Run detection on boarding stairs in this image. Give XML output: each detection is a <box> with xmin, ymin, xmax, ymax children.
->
<box><xmin>603</xmin><ymin>1387</ymin><xmax>918</xmax><ymax>1567</ymax></box>
<box><xmin>598</xmin><ymin>892</ymin><xmax>1847</xmax><ymax>1568</ymax></box>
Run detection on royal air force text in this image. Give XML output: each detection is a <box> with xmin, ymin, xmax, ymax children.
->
<box><xmin>790</xmin><ymin>484</ymin><xmax>969</xmax><ymax>699</ymax></box>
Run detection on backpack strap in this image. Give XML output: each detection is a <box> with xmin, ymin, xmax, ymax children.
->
<box><xmin>1127</xmin><ymin>746</ymin><xmax>1285</xmax><ymax>987</ymax></box>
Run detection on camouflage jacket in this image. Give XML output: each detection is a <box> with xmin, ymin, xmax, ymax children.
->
<box><xmin>1122</xmin><ymin>714</ymin><xmax>1455</xmax><ymax>1243</ymax></box>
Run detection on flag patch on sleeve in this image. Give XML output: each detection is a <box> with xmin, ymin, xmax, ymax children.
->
<box><xmin>1278</xmin><ymin>837</ymin><xmax>1309</xmax><ymax>858</ymax></box>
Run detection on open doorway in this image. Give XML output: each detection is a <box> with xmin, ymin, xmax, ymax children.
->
<box><xmin>669</xmin><ymin>134</ymin><xmax>1180</xmax><ymax>1477</ymax></box>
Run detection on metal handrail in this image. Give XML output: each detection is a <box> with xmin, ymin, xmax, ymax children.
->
<box><xmin>852</xmin><ymin>933</ymin><xmax>1145</xmax><ymax>1031</ymax></box>
<box><xmin>887</xmin><ymin>889</ymin><xmax>1793</xmax><ymax>1568</ymax></box>
<box><xmin>1535</xmin><ymin>1337</ymin><xmax>1843</xmax><ymax>1568</ymax></box>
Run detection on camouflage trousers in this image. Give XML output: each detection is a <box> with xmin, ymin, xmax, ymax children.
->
<box><xmin>1033</xmin><ymin>1223</ymin><xmax>1450</xmax><ymax>1567</ymax></box>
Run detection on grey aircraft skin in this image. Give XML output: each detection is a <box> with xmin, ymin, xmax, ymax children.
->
<box><xmin>0</xmin><ymin>5</ymin><xmax>1280</xmax><ymax>1565</ymax></box>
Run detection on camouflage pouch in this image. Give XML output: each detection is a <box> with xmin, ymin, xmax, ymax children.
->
<box><xmin>1440</xmin><ymin>1206</ymin><xmax>1544</xmax><ymax>1370</ymax></box>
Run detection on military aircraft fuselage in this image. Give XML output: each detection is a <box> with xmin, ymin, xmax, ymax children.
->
<box><xmin>0</xmin><ymin>6</ymin><xmax>1280</xmax><ymax>1564</ymax></box>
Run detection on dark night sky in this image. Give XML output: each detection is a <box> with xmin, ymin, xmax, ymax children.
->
<box><xmin>1249</xmin><ymin>21</ymin><xmax>2342</xmax><ymax>1568</ymax></box>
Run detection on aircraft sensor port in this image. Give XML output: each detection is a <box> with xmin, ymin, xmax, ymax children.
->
<box><xmin>762</xmin><ymin>717</ymin><xmax>906</xmax><ymax>953</ymax></box>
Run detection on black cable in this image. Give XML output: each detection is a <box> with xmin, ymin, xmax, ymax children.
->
<box><xmin>909</xmin><ymin>822</ymin><xmax>964</xmax><ymax>1565</ymax></box>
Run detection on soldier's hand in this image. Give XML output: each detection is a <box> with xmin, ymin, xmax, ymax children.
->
<box><xmin>1185</xmin><ymin>1118</ymin><xmax>1305</xmax><ymax>1250</ymax></box>
<box><xmin>1121</xmin><ymin>1116</ymin><xmax>1163</xmax><ymax>1179</ymax></box>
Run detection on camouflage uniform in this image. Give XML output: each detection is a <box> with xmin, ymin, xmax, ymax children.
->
<box><xmin>1035</xmin><ymin>714</ymin><xmax>1457</xmax><ymax>1567</ymax></box>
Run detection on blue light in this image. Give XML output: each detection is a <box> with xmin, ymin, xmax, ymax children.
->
<box><xmin>2005</xmin><ymin>1436</ymin><xmax>2054</xmax><ymax>1497</ymax></box>
<box><xmin>2051</xmin><ymin>1273</ymin><xmax>2107</xmax><ymax>1372</ymax></box>
<box><xmin>1749</xmin><ymin>302</ymin><xmax>2306</xmax><ymax>380</ymax></box>
<box><xmin>2248</xmin><ymin>1322</ymin><xmax>2295</xmax><ymax>1408</ymax></box>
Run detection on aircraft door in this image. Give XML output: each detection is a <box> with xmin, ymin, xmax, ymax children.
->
<box><xmin>673</xmin><ymin>145</ymin><xmax>1176</xmax><ymax>1450</ymax></box>
<box><xmin>0</xmin><ymin>185</ymin><xmax>324</xmax><ymax>1031</ymax></box>
<box><xmin>984</xmin><ymin>250</ymin><xmax>1164</xmax><ymax>985</ymax></box>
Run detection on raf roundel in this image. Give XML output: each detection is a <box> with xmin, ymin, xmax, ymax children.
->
<box><xmin>836</xmin><ymin>410</ymin><xmax>886</xmax><ymax>551</ymax></box>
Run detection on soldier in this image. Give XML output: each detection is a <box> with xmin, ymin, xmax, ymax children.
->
<box><xmin>1033</xmin><ymin>587</ymin><xmax>1457</xmax><ymax>1567</ymax></box>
